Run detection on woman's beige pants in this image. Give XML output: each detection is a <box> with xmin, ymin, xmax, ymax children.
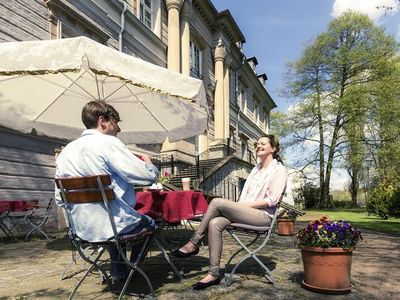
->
<box><xmin>190</xmin><ymin>198</ymin><xmax>271</xmax><ymax>276</ymax></box>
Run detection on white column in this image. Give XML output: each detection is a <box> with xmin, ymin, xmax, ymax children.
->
<box><xmin>223</xmin><ymin>56</ymin><xmax>231</xmax><ymax>140</ymax></box>
<box><xmin>214</xmin><ymin>40</ymin><xmax>226</xmax><ymax>140</ymax></box>
<box><xmin>166</xmin><ymin>0</ymin><xmax>184</xmax><ymax>72</ymax></box>
<box><xmin>180</xmin><ymin>2</ymin><xmax>190</xmax><ymax>76</ymax></box>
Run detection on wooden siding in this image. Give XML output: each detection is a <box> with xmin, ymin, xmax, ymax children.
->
<box><xmin>0</xmin><ymin>129</ymin><xmax>66</xmax><ymax>227</ymax></box>
<box><xmin>0</xmin><ymin>0</ymin><xmax>49</xmax><ymax>42</ymax></box>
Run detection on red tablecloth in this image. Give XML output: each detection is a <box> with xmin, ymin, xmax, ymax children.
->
<box><xmin>0</xmin><ymin>200</ymin><xmax>38</xmax><ymax>212</ymax></box>
<box><xmin>135</xmin><ymin>190</ymin><xmax>208</xmax><ymax>223</ymax></box>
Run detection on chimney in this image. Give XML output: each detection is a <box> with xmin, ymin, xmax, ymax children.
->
<box><xmin>257</xmin><ymin>73</ymin><xmax>268</xmax><ymax>86</ymax></box>
<box><xmin>245</xmin><ymin>56</ymin><xmax>258</xmax><ymax>74</ymax></box>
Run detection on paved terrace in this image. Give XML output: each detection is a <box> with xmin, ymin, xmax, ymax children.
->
<box><xmin>0</xmin><ymin>221</ymin><xmax>399</xmax><ymax>299</ymax></box>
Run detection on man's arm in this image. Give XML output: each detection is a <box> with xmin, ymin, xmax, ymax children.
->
<box><xmin>106</xmin><ymin>139</ymin><xmax>159</xmax><ymax>186</ymax></box>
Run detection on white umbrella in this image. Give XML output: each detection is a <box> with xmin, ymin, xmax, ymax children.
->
<box><xmin>0</xmin><ymin>37</ymin><xmax>208</xmax><ymax>144</ymax></box>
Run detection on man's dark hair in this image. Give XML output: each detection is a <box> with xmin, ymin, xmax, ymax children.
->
<box><xmin>81</xmin><ymin>101</ymin><xmax>120</xmax><ymax>129</ymax></box>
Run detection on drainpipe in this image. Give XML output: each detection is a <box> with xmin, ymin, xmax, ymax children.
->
<box><xmin>117</xmin><ymin>0</ymin><xmax>128</xmax><ymax>52</ymax></box>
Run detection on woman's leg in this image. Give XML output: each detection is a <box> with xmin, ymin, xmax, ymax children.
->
<box><xmin>190</xmin><ymin>198</ymin><xmax>227</xmax><ymax>245</ymax></box>
<box><xmin>206</xmin><ymin>201</ymin><xmax>271</xmax><ymax>277</ymax></box>
<box><xmin>191</xmin><ymin>199</ymin><xmax>271</xmax><ymax>284</ymax></box>
<box><xmin>194</xmin><ymin>198</ymin><xmax>271</xmax><ymax>242</ymax></box>
<box><xmin>178</xmin><ymin>197</ymin><xmax>227</xmax><ymax>253</ymax></box>
<box><xmin>207</xmin><ymin>216</ymin><xmax>231</xmax><ymax>277</ymax></box>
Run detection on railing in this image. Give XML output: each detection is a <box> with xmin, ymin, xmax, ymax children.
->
<box><xmin>200</xmin><ymin>175</ymin><xmax>240</xmax><ymax>202</ymax></box>
<box><xmin>152</xmin><ymin>154</ymin><xmax>174</xmax><ymax>175</ymax></box>
<box><xmin>195</xmin><ymin>138</ymin><xmax>235</xmax><ymax>178</ymax></box>
<box><xmin>197</xmin><ymin>138</ymin><xmax>235</xmax><ymax>161</ymax></box>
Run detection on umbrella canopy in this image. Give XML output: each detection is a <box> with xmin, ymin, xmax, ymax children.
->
<box><xmin>0</xmin><ymin>37</ymin><xmax>208</xmax><ymax>144</ymax></box>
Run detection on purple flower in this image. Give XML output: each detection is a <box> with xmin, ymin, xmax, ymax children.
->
<box><xmin>296</xmin><ymin>217</ymin><xmax>363</xmax><ymax>250</ymax></box>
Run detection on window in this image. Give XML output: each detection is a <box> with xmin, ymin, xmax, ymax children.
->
<box><xmin>229</xmin><ymin>127</ymin><xmax>236</xmax><ymax>151</ymax></box>
<box><xmin>190</xmin><ymin>40</ymin><xmax>202</xmax><ymax>79</ymax></box>
<box><xmin>240</xmin><ymin>136</ymin><xmax>248</xmax><ymax>160</ymax></box>
<box><xmin>231</xmin><ymin>69</ymin><xmax>237</xmax><ymax>105</ymax></box>
<box><xmin>238</xmin><ymin>81</ymin><xmax>246</xmax><ymax>112</ymax></box>
<box><xmin>140</xmin><ymin>0</ymin><xmax>153</xmax><ymax>29</ymax></box>
<box><xmin>254</xmin><ymin>97</ymin><xmax>260</xmax><ymax>124</ymax></box>
<box><xmin>265</xmin><ymin>111</ymin><xmax>270</xmax><ymax>131</ymax></box>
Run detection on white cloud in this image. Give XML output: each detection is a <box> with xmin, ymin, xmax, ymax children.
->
<box><xmin>331</xmin><ymin>0</ymin><xmax>399</xmax><ymax>22</ymax></box>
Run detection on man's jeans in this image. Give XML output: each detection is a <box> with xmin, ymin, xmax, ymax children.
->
<box><xmin>108</xmin><ymin>214</ymin><xmax>155</xmax><ymax>280</ymax></box>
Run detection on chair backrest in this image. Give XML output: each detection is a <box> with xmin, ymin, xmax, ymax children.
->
<box><xmin>269</xmin><ymin>192</ymin><xmax>286</xmax><ymax>230</ymax></box>
<box><xmin>55</xmin><ymin>175</ymin><xmax>114</xmax><ymax>204</ymax></box>
<box><xmin>55</xmin><ymin>175</ymin><xmax>118</xmax><ymax>240</ymax></box>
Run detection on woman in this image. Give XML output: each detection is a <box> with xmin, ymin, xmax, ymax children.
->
<box><xmin>172</xmin><ymin>134</ymin><xmax>288</xmax><ymax>290</ymax></box>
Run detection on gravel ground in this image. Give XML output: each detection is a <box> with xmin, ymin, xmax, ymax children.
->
<box><xmin>0</xmin><ymin>221</ymin><xmax>399</xmax><ymax>300</ymax></box>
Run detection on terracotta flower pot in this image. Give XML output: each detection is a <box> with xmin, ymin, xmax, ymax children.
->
<box><xmin>277</xmin><ymin>219</ymin><xmax>295</xmax><ymax>235</ymax></box>
<box><xmin>300</xmin><ymin>246</ymin><xmax>353</xmax><ymax>294</ymax></box>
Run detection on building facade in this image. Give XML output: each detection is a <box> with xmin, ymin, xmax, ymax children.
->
<box><xmin>0</xmin><ymin>0</ymin><xmax>276</xmax><ymax>223</ymax></box>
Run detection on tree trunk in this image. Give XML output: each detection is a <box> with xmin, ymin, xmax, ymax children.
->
<box><xmin>319</xmin><ymin>114</ymin><xmax>342</xmax><ymax>209</ymax></box>
<box><xmin>317</xmin><ymin>89</ymin><xmax>325</xmax><ymax>206</ymax></box>
<box><xmin>350</xmin><ymin>170</ymin><xmax>359</xmax><ymax>207</ymax></box>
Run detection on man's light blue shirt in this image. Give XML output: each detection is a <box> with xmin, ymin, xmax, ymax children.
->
<box><xmin>55</xmin><ymin>129</ymin><xmax>158</xmax><ymax>242</ymax></box>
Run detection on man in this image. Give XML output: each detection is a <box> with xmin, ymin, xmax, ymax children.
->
<box><xmin>55</xmin><ymin>100</ymin><xmax>158</xmax><ymax>282</ymax></box>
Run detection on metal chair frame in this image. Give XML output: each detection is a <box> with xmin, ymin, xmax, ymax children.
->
<box><xmin>23</xmin><ymin>198</ymin><xmax>54</xmax><ymax>240</ymax></box>
<box><xmin>225</xmin><ymin>193</ymin><xmax>285</xmax><ymax>286</ymax></box>
<box><xmin>56</xmin><ymin>175</ymin><xmax>156</xmax><ymax>300</ymax></box>
<box><xmin>5</xmin><ymin>199</ymin><xmax>53</xmax><ymax>240</ymax></box>
<box><xmin>0</xmin><ymin>209</ymin><xmax>14</xmax><ymax>239</ymax></box>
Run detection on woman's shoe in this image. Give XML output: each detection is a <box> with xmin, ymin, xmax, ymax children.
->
<box><xmin>192</xmin><ymin>277</ymin><xmax>221</xmax><ymax>290</ymax></box>
<box><xmin>171</xmin><ymin>247</ymin><xmax>199</xmax><ymax>258</ymax></box>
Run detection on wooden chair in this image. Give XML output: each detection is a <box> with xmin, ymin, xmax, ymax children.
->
<box><xmin>224</xmin><ymin>193</ymin><xmax>285</xmax><ymax>286</ymax></box>
<box><xmin>55</xmin><ymin>175</ymin><xmax>156</xmax><ymax>299</ymax></box>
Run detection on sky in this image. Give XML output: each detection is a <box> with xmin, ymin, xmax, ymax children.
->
<box><xmin>212</xmin><ymin>0</ymin><xmax>400</xmax><ymax>190</ymax></box>
<box><xmin>212</xmin><ymin>0</ymin><xmax>400</xmax><ymax>112</ymax></box>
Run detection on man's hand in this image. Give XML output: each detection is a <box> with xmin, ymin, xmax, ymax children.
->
<box><xmin>138</xmin><ymin>154</ymin><xmax>153</xmax><ymax>165</ymax></box>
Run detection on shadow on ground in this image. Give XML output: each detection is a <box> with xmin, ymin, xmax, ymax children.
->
<box><xmin>0</xmin><ymin>222</ymin><xmax>399</xmax><ymax>299</ymax></box>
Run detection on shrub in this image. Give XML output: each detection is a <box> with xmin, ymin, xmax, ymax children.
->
<box><xmin>367</xmin><ymin>181</ymin><xmax>400</xmax><ymax>219</ymax></box>
<box><xmin>293</xmin><ymin>182</ymin><xmax>321</xmax><ymax>209</ymax></box>
<box><xmin>332</xmin><ymin>200</ymin><xmax>355</xmax><ymax>209</ymax></box>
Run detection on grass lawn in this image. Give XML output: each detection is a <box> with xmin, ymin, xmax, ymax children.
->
<box><xmin>298</xmin><ymin>208</ymin><xmax>400</xmax><ymax>236</ymax></box>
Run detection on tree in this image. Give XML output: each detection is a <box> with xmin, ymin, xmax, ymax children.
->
<box><xmin>285</xmin><ymin>11</ymin><xmax>399</xmax><ymax>208</ymax></box>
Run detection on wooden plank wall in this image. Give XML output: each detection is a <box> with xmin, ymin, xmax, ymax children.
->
<box><xmin>0</xmin><ymin>128</ymin><xmax>67</xmax><ymax>227</ymax></box>
<box><xmin>0</xmin><ymin>0</ymin><xmax>48</xmax><ymax>42</ymax></box>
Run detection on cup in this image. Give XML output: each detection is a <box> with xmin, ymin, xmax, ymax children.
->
<box><xmin>181</xmin><ymin>177</ymin><xmax>191</xmax><ymax>191</ymax></box>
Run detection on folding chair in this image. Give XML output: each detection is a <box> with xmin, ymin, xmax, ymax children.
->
<box><xmin>23</xmin><ymin>198</ymin><xmax>54</xmax><ymax>240</ymax></box>
<box><xmin>224</xmin><ymin>193</ymin><xmax>285</xmax><ymax>286</ymax></box>
<box><xmin>60</xmin><ymin>234</ymin><xmax>109</xmax><ymax>281</ymax></box>
<box><xmin>0</xmin><ymin>204</ymin><xmax>14</xmax><ymax>239</ymax></box>
<box><xmin>6</xmin><ymin>199</ymin><xmax>53</xmax><ymax>240</ymax></box>
<box><xmin>55</xmin><ymin>175</ymin><xmax>156</xmax><ymax>300</ymax></box>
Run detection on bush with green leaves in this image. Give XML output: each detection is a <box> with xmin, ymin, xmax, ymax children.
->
<box><xmin>293</xmin><ymin>182</ymin><xmax>321</xmax><ymax>209</ymax></box>
<box><xmin>367</xmin><ymin>181</ymin><xmax>400</xmax><ymax>219</ymax></box>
